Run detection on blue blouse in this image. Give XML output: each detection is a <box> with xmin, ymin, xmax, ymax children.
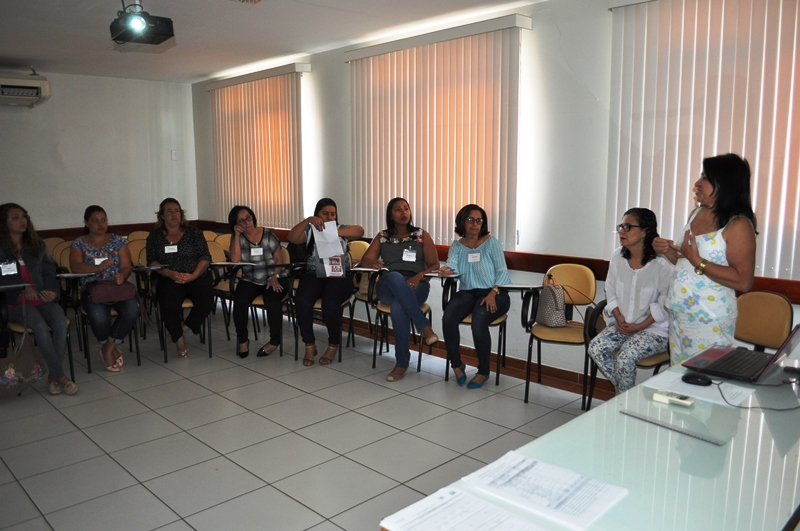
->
<box><xmin>446</xmin><ymin>236</ymin><xmax>511</xmax><ymax>289</ymax></box>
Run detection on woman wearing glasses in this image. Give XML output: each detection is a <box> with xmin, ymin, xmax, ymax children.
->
<box><xmin>654</xmin><ymin>153</ymin><xmax>757</xmax><ymax>364</ymax></box>
<box><xmin>587</xmin><ymin>208</ymin><xmax>673</xmax><ymax>393</ymax></box>
<box><xmin>439</xmin><ymin>205</ymin><xmax>512</xmax><ymax>389</ymax></box>
<box><xmin>360</xmin><ymin>197</ymin><xmax>440</xmax><ymax>382</ymax></box>
<box><xmin>228</xmin><ymin>205</ymin><xmax>289</xmax><ymax>358</ymax></box>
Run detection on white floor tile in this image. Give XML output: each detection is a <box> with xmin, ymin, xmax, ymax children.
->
<box><xmin>156</xmin><ymin>394</ymin><xmax>247</xmax><ymax>430</ymax></box>
<box><xmin>355</xmin><ymin>393</ymin><xmax>450</xmax><ymax>430</ymax></box>
<box><xmin>466</xmin><ymin>430</ymin><xmax>537</xmax><ymax>464</ymax></box>
<box><xmin>406</xmin><ymin>411</ymin><xmax>510</xmax><ymax>454</ymax></box>
<box><xmin>144</xmin><ymin>457</ymin><xmax>265</xmax><ymax>518</ymax></box>
<box><xmin>0</xmin><ymin>392</ymin><xmax>53</xmax><ymax>423</ymax></box>
<box><xmin>0</xmin><ymin>411</ymin><xmax>76</xmax><ymax>451</ymax></box>
<box><xmin>254</xmin><ymin>394</ymin><xmax>348</xmax><ymax>431</ymax></box>
<box><xmin>516</xmin><ymin>410</ymin><xmax>579</xmax><ymax>437</ymax></box>
<box><xmin>405</xmin><ymin>455</ymin><xmax>486</xmax><ymax>496</ymax></box>
<box><xmin>83</xmin><ymin>411</ymin><xmax>182</xmax><ymax>453</ymax></box>
<box><xmin>45</xmin><ymin>484</ymin><xmax>179</xmax><ymax>531</ymax></box>
<box><xmin>457</xmin><ymin>393</ymin><xmax>553</xmax><ymax>429</ymax></box>
<box><xmin>189</xmin><ymin>411</ymin><xmax>288</xmax><ymax>454</ymax></box>
<box><xmin>185</xmin><ymin>485</ymin><xmax>324</xmax><ymax>531</ymax></box>
<box><xmin>502</xmin><ymin>381</ymin><xmax>581</xmax><ymax>409</ymax></box>
<box><xmin>188</xmin><ymin>366</ymin><xmax>268</xmax><ymax>393</ymax></box>
<box><xmin>129</xmin><ymin>379</ymin><xmax>213</xmax><ymax>410</ymax></box>
<box><xmin>278</xmin><ymin>367</ymin><xmax>357</xmax><ymax>393</ymax></box>
<box><xmin>111</xmin><ymin>431</ymin><xmax>219</xmax><ymax>482</ymax></box>
<box><xmin>103</xmin><ymin>365</ymin><xmax>184</xmax><ymax>393</ymax></box>
<box><xmin>20</xmin><ymin>455</ymin><xmax>137</xmax><ymax>514</ymax></box>
<box><xmin>0</xmin><ymin>482</ymin><xmax>42</xmax><ymax>528</ymax></box>
<box><xmin>331</xmin><ymin>485</ymin><xmax>424</xmax><ymax>531</ymax></box>
<box><xmin>227</xmin><ymin>432</ymin><xmax>337</xmax><ymax>483</ymax></box>
<box><xmin>219</xmin><ymin>379</ymin><xmax>305</xmax><ymax>410</ymax></box>
<box><xmin>313</xmin><ymin>378</ymin><xmax>399</xmax><ymax>410</ymax></box>
<box><xmin>407</xmin><ymin>380</ymin><xmax>495</xmax><ymax>410</ymax></box>
<box><xmin>345</xmin><ymin>432</ymin><xmax>459</xmax><ymax>482</ymax></box>
<box><xmin>273</xmin><ymin>456</ymin><xmax>398</xmax><ymax>519</ymax></box>
<box><xmin>0</xmin><ymin>431</ymin><xmax>104</xmax><ymax>479</ymax></box>
<box><xmin>59</xmin><ymin>393</ymin><xmax>149</xmax><ymax>429</ymax></box>
<box><xmin>297</xmin><ymin>411</ymin><xmax>398</xmax><ymax>454</ymax></box>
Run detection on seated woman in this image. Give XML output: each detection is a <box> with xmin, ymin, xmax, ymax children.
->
<box><xmin>0</xmin><ymin>203</ymin><xmax>77</xmax><ymax>395</ymax></box>
<box><xmin>69</xmin><ymin>205</ymin><xmax>139</xmax><ymax>372</ymax></box>
<box><xmin>440</xmin><ymin>204</ymin><xmax>512</xmax><ymax>389</ymax></box>
<box><xmin>146</xmin><ymin>198</ymin><xmax>214</xmax><ymax>359</ymax></box>
<box><xmin>360</xmin><ymin>197</ymin><xmax>440</xmax><ymax>382</ymax></box>
<box><xmin>229</xmin><ymin>205</ymin><xmax>289</xmax><ymax>358</ymax></box>
<box><xmin>588</xmin><ymin>208</ymin><xmax>673</xmax><ymax>394</ymax></box>
<box><xmin>288</xmin><ymin>198</ymin><xmax>364</xmax><ymax>366</ymax></box>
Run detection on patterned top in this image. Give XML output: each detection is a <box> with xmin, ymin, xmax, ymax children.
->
<box><xmin>605</xmin><ymin>248</ymin><xmax>673</xmax><ymax>337</ymax></box>
<box><xmin>303</xmin><ymin>224</ymin><xmax>350</xmax><ymax>275</ymax></box>
<box><xmin>237</xmin><ymin>228</ymin><xmax>285</xmax><ymax>285</ymax></box>
<box><xmin>71</xmin><ymin>234</ymin><xmax>128</xmax><ymax>290</ymax></box>
<box><xmin>446</xmin><ymin>236</ymin><xmax>511</xmax><ymax>289</ymax></box>
<box><xmin>378</xmin><ymin>228</ymin><xmax>427</xmax><ymax>274</ymax></box>
<box><xmin>666</xmin><ymin>207</ymin><xmax>741</xmax><ymax>361</ymax></box>
<box><xmin>146</xmin><ymin>225</ymin><xmax>211</xmax><ymax>274</ymax></box>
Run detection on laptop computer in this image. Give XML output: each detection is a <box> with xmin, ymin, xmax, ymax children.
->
<box><xmin>682</xmin><ymin>324</ymin><xmax>800</xmax><ymax>382</ymax></box>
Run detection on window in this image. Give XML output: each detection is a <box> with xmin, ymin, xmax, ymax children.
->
<box><xmin>348</xmin><ymin>16</ymin><xmax>528</xmax><ymax>248</ymax></box>
<box><xmin>607</xmin><ymin>0</ymin><xmax>800</xmax><ymax>279</ymax></box>
<box><xmin>208</xmin><ymin>66</ymin><xmax>306</xmax><ymax>228</ymax></box>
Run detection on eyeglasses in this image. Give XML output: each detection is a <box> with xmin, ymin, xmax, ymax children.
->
<box><xmin>616</xmin><ymin>223</ymin><xmax>641</xmax><ymax>233</ymax></box>
<box><xmin>466</xmin><ymin>217</ymin><xmax>484</xmax><ymax>225</ymax></box>
<box><xmin>236</xmin><ymin>215</ymin><xmax>253</xmax><ymax>225</ymax></box>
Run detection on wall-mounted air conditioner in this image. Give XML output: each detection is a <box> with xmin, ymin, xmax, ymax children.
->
<box><xmin>0</xmin><ymin>74</ymin><xmax>51</xmax><ymax>108</ymax></box>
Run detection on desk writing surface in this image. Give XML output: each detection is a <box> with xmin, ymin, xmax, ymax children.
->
<box><xmin>386</xmin><ymin>361</ymin><xmax>800</xmax><ymax>531</ymax></box>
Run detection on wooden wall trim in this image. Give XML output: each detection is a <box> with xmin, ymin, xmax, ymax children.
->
<box><xmin>41</xmin><ymin>220</ymin><xmax>800</xmax><ymax>304</ymax></box>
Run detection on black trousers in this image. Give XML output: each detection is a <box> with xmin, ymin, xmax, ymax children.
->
<box><xmin>156</xmin><ymin>273</ymin><xmax>214</xmax><ymax>343</ymax></box>
<box><xmin>233</xmin><ymin>278</ymin><xmax>290</xmax><ymax>345</ymax></box>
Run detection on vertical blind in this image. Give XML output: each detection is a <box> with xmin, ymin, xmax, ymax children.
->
<box><xmin>211</xmin><ymin>73</ymin><xmax>304</xmax><ymax>228</ymax></box>
<box><xmin>607</xmin><ymin>0</ymin><xmax>800</xmax><ymax>280</ymax></box>
<box><xmin>350</xmin><ymin>29</ymin><xmax>520</xmax><ymax>248</ymax></box>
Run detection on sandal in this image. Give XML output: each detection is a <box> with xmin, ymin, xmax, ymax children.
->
<box><xmin>113</xmin><ymin>346</ymin><xmax>124</xmax><ymax>368</ymax></box>
<box><xmin>98</xmin><ymin>349</ymin><xmax>120</xmax><ymax>372</ymax></box>
<box><xmin>176</xmin><ymin>337</ymin><xmax>189</xmax><ymax>359</ymax></box>
<box><xmin>386</xmin><ymin>367</ymin><xmax>407</xmax><ymax>382</ymax></box>
<box><xmin>319</xmin><ymin>345</ymin><xmax>338</xmax><ymax>365</ymax></box>
<box><xmin>303</xmin><ymin>344</ymin><xmax>317</xmax><ymax>366</ymax></box>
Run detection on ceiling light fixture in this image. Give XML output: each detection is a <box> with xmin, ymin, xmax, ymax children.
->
<box><xmin>110</xmin><ymin>0</ymin><xmax>174</xmax><ymax>45</ymax></box>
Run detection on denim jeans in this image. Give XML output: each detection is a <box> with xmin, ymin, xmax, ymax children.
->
<box><xmin>442</xmin><ymin>288</ymin><xmax>510</xmax><ymax>375</ymax></box>
<box><xmin>8</xmin><ymin>302</ymin><xmax>68</xmax><ymax>381</ymax></box>
<box><xmin>375</xmin><ymin>271</ymin><xmax>431</xmax><ymax>368</ymax></box>
<box><xmin>295</xmin><ymin>274</ymin><xmax>355</xmax><ymax>345</ymax></box>
<box><xmin>82</xmin><ymin>290</ymin><xmax>139</xmax><ymax>344</ymax></box>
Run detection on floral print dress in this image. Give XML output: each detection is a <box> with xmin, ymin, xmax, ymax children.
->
<box><xmin>666</xmin><ymin>208</ymin><xmax>737</xmax><ymax>364</ymax></box>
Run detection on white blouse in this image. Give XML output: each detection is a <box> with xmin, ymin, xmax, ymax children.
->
<box><xmin>604</xmin><ymin>247</ymin><xmax>674</xmax><ymax>337</ymax></box>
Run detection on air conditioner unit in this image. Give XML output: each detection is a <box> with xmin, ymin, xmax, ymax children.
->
<box><xmin>0</xmin><ymin>74</ymin><xmax>51</xmax><ymax>108</ymax></box>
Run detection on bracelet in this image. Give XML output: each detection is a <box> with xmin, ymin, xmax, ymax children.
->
<box><xmin>694</xmin><ymin>259</ymin><xmax>708</xmax><ymax>276</ymax></box>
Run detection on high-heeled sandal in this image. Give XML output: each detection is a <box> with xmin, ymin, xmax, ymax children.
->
<box><xmin>113</xmin><ymin>346</ymin><xmax>124</xmax><ymax>368</ymax></box>
<box><xmin>303</xmin><ymin>344</ymin><xmax>317</xmax><ymax>366</ymax></box>
<box><xmin>319</xmin><ymin>345</ymin><xmax>338</xmax><ymax>365</ymax></box>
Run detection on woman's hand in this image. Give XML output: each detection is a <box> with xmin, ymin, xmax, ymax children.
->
<box><xmin>372</xmin><ymin>259</ymin><xmax>384</xmax><ymax>270</ymax></box>
<box><xmin>23</xmin><ymin>286</ymin><xmax>39</xmax><ymax>301</ymax></box>
<box><xmin>234</xmin><ymin>224</ymin><xmax>245</xmax><ymax>234</ymax></box>
<box><xmin>677</xmin><ymin>230</ymin><xmax>700</xmax><ymax>267</ymax></box>
<box><xmin>113</xmin><ymin>272</ymin><xmax>125</xmax><ymax>285</ymax></box>
<box><xmin>480</xmin><ymin>290</ymin><xmax>498</xmax><ymax>312</ymax></box>
<box><xmin>653</xmin><ymin>237</ymin><xmax>680</xmax><ymax>265</ymax></box>
<box><xmin>407</xmin><ymin>273</ymin><xmax>423</xmax><ymax>289</ymax></box>
<box><xmin>266</xmin><ymin>276</ymin><xmax>284</xmax><ymax>292</ymax></box>
<box><xmin>438</xmin><ymin>266</ymin><xmax>454</xmax><ymax>277</ymax></box>
<box><xmin>307</xmin><ymin>216</ymin><xmax>325</xmax><ymax>231</ymax></box>
<box><xmin>38</xmin><ymin>290</ymin><xmax>58</xmax><ymax>303</ymax></box>
<box><xmin>97</xmin><ymin>257</ymin><xmax>114</xmax><ymax>272</ymax></box>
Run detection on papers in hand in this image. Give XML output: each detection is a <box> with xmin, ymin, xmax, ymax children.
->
<box><xmin>313</xmin><ymin>221</ymin><xmax>344</xmax><ymax>259</ymax></box>
<box><xmin>462</xmin><ymin>452</ymin><xmax>627</xmax><ymax>530</ymax></box>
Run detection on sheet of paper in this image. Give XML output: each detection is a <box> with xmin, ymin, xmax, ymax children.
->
<box><xmin>380</xmin><ymin>487</ymin><xmax>546</xmax><ymax>531</ymax></box>
<box><xmin>312</xmin><ymin>221</ymin><xmax>344</xmax><ymax>259</ymax></box>
<box><xmin>462</xmin><ymin>452</ymin><xmax>627</xmax><ymax>531</ymax></box>
<box><xmin>642</xmin><ymin>370</ymin><xmax>755</xmax><ymax>406</ymax></box>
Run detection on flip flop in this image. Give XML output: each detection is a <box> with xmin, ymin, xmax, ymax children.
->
<box><xmin>99</xmin><ymin>349</ymin><xmax>120</xmax><ymax>372</ymax></box>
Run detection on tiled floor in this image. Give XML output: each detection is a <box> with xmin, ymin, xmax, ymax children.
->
<box><xmin>0</xmin><ymin>310</ymin><xmax>595</xmax><ymax>531</ymax></box>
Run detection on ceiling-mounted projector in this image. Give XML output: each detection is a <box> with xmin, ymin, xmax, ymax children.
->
<box><xmin>110</xmin><ymin>1</ymin><xmax>174</xmax><ymax>45</ymax></box>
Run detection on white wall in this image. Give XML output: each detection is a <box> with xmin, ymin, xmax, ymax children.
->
<box><xmin>0</xmin><ymin>73</ymin><xmax>198</xmax><ymax>229</ymax></box>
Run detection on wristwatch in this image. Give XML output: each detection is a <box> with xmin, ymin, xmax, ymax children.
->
<box><xmin>492</xmin><ymin>286</ymin><xmax>500</xmax><ymax>295</ymax></box>
<box><xmin>694</xmin><ymin>259</ymin><xmax>708</xmax><ymax>275</ymax></box>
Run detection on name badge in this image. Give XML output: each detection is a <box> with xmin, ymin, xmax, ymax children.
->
<box><xmin>165</xmin><ymin>245</ymin><xmax>178</xmax><ymax>254</ymax></box>
<box><xmin>467</xmin><ymin>253</ymin><xmax>481</xmax><ymax>263</ymax></box>
<box><xmin>402</xmin><ymin>249</ymin><xmax>417</xmax><ymax>262</ymax></box>
<box><xmin>94</xmin><ymin>257</ymin><xmax>107</xmax><ymax>266</ymax></box>
<box><xmin>250</xmin><ymin>247</ymin><xmax>264</xmax><ymax>257</ymax></box>
<box><xmin>1</xmin><ymin>262</ymin><xmax>17</xmax><ymax>276</ymax></box>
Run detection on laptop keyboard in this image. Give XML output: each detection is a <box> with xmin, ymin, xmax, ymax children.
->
<box><xmin>705</xmin><ymin>347</ymin><xmax>767</xmax><ymax>375</ymax></box>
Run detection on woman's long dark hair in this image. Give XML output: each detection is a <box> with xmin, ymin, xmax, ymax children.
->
<box><xmin>83</xmin><ymin>205</ymin><xmax>106</xmax><ymax>235</ymax></box>
<box><xmin>314</xmin><ymin>198</ymin><xmax>337</xmax><ymax>219</ymax></box>
<box><xmin>385</xmin><ymin>197</ymin><xmax>419</xmax><ymax>237</ymax></box>
<box><xmin>702</xmin><ymin>153</ymin><xmax>757</xmax><ymax>231</ymax></box>
<box><xmin>0</xmin><ymin>203</ymin><xmax>44</xmax><ymax>257</ymax></box>
<box><xmin>620</xmin><ymin>207</ymin><xmax>659</xmax><ymax>266</ymax></box>
<box><xmin>454</xmin><ymin>204</ymin><xmax>489</xmax><ymax>238</ymax></box>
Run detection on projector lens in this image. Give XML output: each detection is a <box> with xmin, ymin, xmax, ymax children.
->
<box><xmin>129</xmin><ymin>15</ymin><xmax>146</xmax><ymax>32</ymax></box>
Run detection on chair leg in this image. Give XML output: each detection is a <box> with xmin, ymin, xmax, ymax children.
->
<box><xmin>536</xmin><ymin>339</ymin><xmax>543</xmax><ymax>383</ymax></box>
<box><xmin>207</xmin><ymin>314</ymin><xmax>212</xmax><ymax>358</ymax></box>
<box><xmin>524</xmin><ymin>335</ymin><xmax>535</xmax><ymax>403</ymax></box>
<box><xmin>586</xmin><ymin>362</ymin><xmax>599</xmax><ymax>411</ymax></box>
<box><xmin>495</xmin><ymin>322</ymin><xmax>506</xmax><ymax>386</ymax></box>
<box><xmin>80</xmin><ymin>312</ymin><xmax>92</xmax><ymax>374</ymax></box>
<box><xmin>581</xmin><ymin>347</ymin><xmax>590</xmax><ymax>410</ymax></box>
<box><xmin>66</xmin><ymin>329</ymin><xmax>75</xmax><ymax>383</ymax></box>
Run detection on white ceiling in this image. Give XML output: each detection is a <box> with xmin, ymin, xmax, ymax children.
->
<box><xmin>0</xmin><ymin>0</ymin><xmax>532</xmax><ymax>84</ymax></box>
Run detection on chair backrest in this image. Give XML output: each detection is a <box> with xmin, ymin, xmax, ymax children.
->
<box><xmin>43</xmin><ymin>237</ymin><xmax>65</xmax><ymax>259</ymax></box>
<box><xmin>126</xmin><ymin>239</ymin><xmax>147</xmax><ymax>268</ymax></box>
<box><xmin>735</xmin><ymin>291</ymin><xmax>793</xmax><ymax>351</ymax></box>
<box><xmin>203</xmin><ymin>230</ymin><xmax>218</xmax><ymax>241</ymax></box>
<box><xmin>348</xmin><ymin>240</ymin><xmax>369</xmax><ymax>265</ymax></box>
<box><xmin>584</xmin><ymin>299</ymin><xmax>607</xmax><ymax>344</ymax></box>
<box><xmin>546</xmin><ymin>263</ymin><xmax>596</xmax><ymax>305</ymax></box>
<box><xmin>58</xmin><ymin>244</ymin><xmax>73</xmax><ymax>271</ymax></box>
<box><xmin>127</xmin><ymin>230</ymin><xmax>150</xmax><ymax>241</ymax></box>
<box><xmin>51</xmin><ymin>240</ymin><xmax>72</xmax><ymax>264</ymax></box>
<box><xmin>207</xmin><ymin>240</ymin><xmax>228</xmax><ymax>263</ymax></box>
<box><xmin>138</xmin><ymin>246</ymin><xmax>148</xmax><ymax>266</ymax></box>
<box><xmin>214</xmin><ymin>233</ymin><xmax>232</xmax><ymax>251</ymax></box>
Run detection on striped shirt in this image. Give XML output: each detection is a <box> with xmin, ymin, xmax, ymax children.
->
<box><xmin>446</xmin><ymin>236</ymin><xmax>511</xmax><ymax>289</ymax></box>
